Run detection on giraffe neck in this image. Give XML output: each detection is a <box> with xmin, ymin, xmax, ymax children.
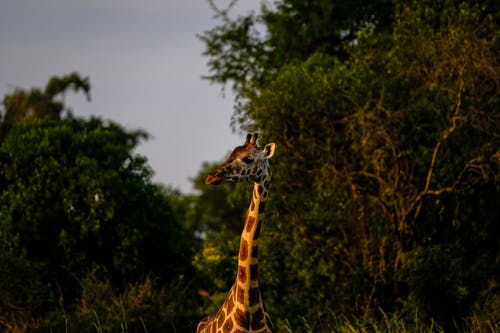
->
<box><xmin>196</xmin><ymin>177</ymin><xmax>275</xmax><ymax>333</ymax></box>
<box><xmin>235</xmin><ymin>179</ymin><xmax>270</xmax><ymax>312</ymax></box>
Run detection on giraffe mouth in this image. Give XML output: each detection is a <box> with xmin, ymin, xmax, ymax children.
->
<box><xmin>205</xmin><ymin>174</ymin><xmax>223</xmax><ymax>185</ymax></box>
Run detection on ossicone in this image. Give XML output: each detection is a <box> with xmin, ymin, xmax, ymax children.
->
<box><xmin>245</xmin><ymin>132</ymin><xmax>259</xmax><ymax>146</ymax></box>
<box><xmin>251</xmin><ymin>133</ymin><xmax>258</xmax><ymax>145</ymax></box>
<box><xmin>245</xmin><ymin>133</ymin><xmax>252</xmax><ymax>144</ymax></box>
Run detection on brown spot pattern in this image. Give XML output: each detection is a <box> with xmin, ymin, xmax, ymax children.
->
<box><xmin>249</xmin><ymin>287</ymin><xmax>260</xmax><ymax>305</ymax></box>
<box><xmin>258</xmin><ymin>201</ymin><xmax>266</xmax><ymax>214</ymax></box>
<box><xmin>237</xmin><ymin>286</ymin><xmax>245</xmax><ymax>304</ymax></box>
<box><xmin>238</xmin><ymin>265</ymin><xmax>247</xmax><ymax>283</ymax></box>
<box><xmin>253</xmin><ymin>221</ymin><xmax>262</xmax><ymax>240</ymax></box>
<box><xmin>197</xmin><ymin>321</ymin><xmax>206</xmax><ymax>332</ymax></box>
<box><xmin>217</xmin><ymin>309</ymin><xmax>225</xmax><ymax>327</ymax></box>
<box><xmin>252</xmin><ymin>245</ymin><xmax>258</xmax><ymax>258</ymax></box>
<box><xmin>245</xmin><ymin>216</ymin><xmax>256</xmax><ymax>232</ymax></box>
<box><xmin>251</xmin><ymin>308</ymin><xmax>265</xmax><ymax>330</ymax></box>
<box><xmin>250</xmin><ymin>263</ymin><xmax>258</xmax><ymax>281</ymax></box>
<box><xmin>234</xmin><ymin>308</ymin><xmax>250</xmax><ymax>328</ymax></box>
<box><xmin>226</xmin><ymin>291</ymin><xmax>235</xmax><ymax>313</ymax></box>
<box><xmin>222</xmin><ymin>318</ymin><xmax>233</xmax><ymax>332</ymax></box>
<box><xmin>239</xmin><ymin>239</ymin><xmax>248</xmax><ymax>261</ymax></box>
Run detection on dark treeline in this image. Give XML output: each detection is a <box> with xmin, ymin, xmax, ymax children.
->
<box><xmin>0</xmin><ymin>74</ymin><xmax>198</xmax><ymax>332</ymax></box>
<box><xmin>0</xmin><ymin>0</ymin><xmax>499</xmax><ymax>332</ymax></box>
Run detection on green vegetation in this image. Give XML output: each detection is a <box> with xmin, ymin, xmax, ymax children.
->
<box><xmin>0</xmin><ymin>74</ymin><xmax>199</xmax><ymax>332</ymax></box>
<box><xmin>1</xmin><ymin>0</ymin><xmax>499</xmax><ymax>332</ymax></box>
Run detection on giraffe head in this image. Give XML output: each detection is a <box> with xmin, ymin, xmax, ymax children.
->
<box><xmin>206</xmin><ymin>133</ymin><xmax>276</xmax><ymax>186</ymax></box>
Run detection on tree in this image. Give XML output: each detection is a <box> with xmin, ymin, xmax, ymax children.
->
<box><xmin>0</xmin><ymin>72</ymin><xmax>90</xmax><ymax>136</ymax></box>
<box><xmin>199</xmin><ymin>0</ymin><xmax>394</xmax><ymax>126</ymax></box>
<box><xmin>200</xmin><ymin>0</ymin><xmax>499</xmax><ymax>330</ymax></box>
<box><xmin>0</xmin><ymin>74</ymin><xmax>196</xmax><ymax>328</ymax></box>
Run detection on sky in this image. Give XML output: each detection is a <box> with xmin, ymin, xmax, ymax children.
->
<box><xmin>0</xmin><ymin>0</ymin><xmax>261</xmax><ymax>193</ymax></box>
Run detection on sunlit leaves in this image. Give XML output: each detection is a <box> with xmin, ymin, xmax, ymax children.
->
<box><xmin>200</xmin><ymin>0</ymin><xmax>499</xmax><ymax>330</ymax></box>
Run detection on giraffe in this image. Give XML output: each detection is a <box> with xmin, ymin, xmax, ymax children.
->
<box><xmin>197</xmin><ymin>133</ymin><xmax>276</xmax><ymax>333</ymax></box>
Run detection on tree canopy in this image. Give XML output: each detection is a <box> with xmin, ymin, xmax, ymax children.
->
<box><xmin>198</xmin><ymin>0</ymin><xmax>499</xmax><ymax>330</ymax></box>
<box><xmin>0</xmin><ymin>73</ymin><xmax>198</xmax><ymax>331</ymax></box>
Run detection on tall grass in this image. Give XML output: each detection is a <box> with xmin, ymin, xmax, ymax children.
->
<box><xmin>279</xmin><ymin>308</ymin><xmax>499</xmax><ymax>333</ymax></box>
<box><xmin>1</xmin><ymin>270</ymin><xmax>497</xmax><ymax>332</ymax></box>
<box><xmin>0</xmin><ymin>269</ymin><xmax>199</xmax><ymax>333</ymax></box>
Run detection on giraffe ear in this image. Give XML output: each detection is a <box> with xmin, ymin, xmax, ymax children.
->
<box><xmin>263</xmin><ymin>143</ymin><xmax>276</xmax><ymax>159</ymax></box>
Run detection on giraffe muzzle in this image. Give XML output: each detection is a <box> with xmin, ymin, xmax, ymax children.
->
<box><xmin>205</xmin><ymin>173</ymin><xmax>222</xmax><ymax>185</ymax></box>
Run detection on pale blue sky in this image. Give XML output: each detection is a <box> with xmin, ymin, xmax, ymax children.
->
<box><xmin>0</xmin><ymin>0</ymin><xmax>261</xmax><ymax>193</ymax></box>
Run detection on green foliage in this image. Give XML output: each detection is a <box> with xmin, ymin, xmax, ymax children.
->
<box><xmin>200</xmin><ymin>0</ymin><xmax>395</xmax><ymax>102</ymax></box>
<box><xmin>199</xmin><ymin>0</ymin><xmax>500</xmax><ymax>330</ymax></box>
<box><xmin>0</xmin><ymin>74</ymin><xmax>198</xmax><ymax>331</ymax></box>
<box><xmin>0</xmin><ymin>118</ymin><xmax>190</xmax><ymax>284</ymax></box>
<box><xmin>262</xmin><ymin>0</ymin><xmax>394</xmax><ymax>61</ymax></box>
<box><xmin>0</xmin><ymin>72</ymin><xmax>90</xmax><ymax>136</ymax></box>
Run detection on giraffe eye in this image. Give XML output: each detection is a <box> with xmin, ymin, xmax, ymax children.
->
<box><xmin>242</xmin><ymin>157</ymin><xmax>254</xmax><ymax>164</ymax></box>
